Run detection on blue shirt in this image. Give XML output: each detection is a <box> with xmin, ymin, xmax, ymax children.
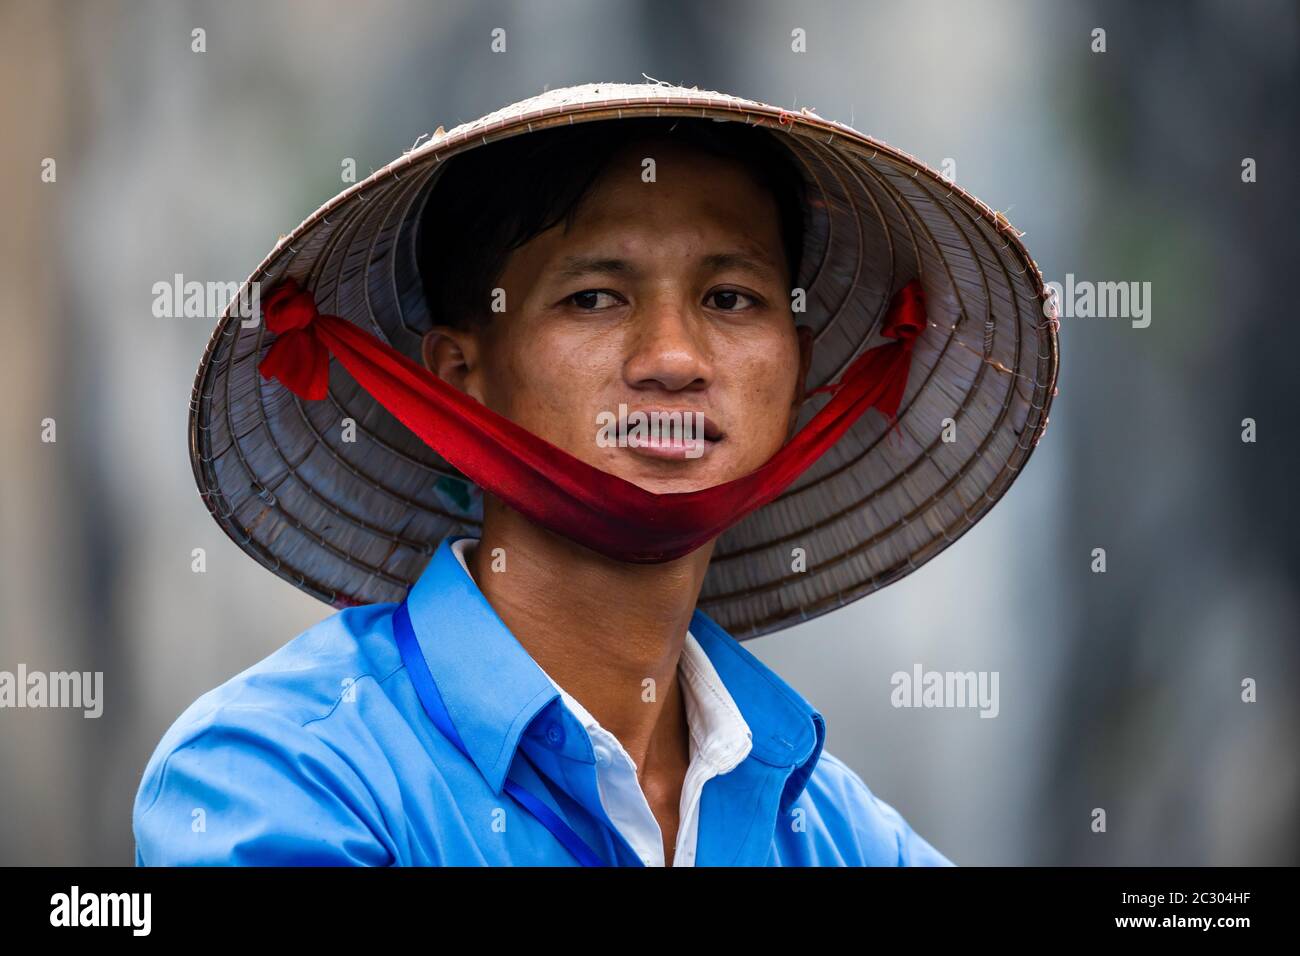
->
<box><xmin>133</xmin><ymin>534</ymin><xmax>954</xmax><ymax>866</ymax></box>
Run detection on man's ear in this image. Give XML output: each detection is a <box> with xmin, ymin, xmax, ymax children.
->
<box><xmin>421</xmin><ymin>326</ymin><xmax>483</xmax><ymax>400</ymax></box>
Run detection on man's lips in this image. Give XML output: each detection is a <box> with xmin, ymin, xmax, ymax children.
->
<box><xmin>618</xmin><ymin>407</ymin><xmax>724</xmax><ymax>459</ymax></box>
<box><xmin>627</xmin><ymin>408</ymin><xmax>723</xmax><ymax>439</ymax></box>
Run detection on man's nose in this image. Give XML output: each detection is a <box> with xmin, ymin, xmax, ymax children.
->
<box><xmin>622</xmin><ymin>295</ymin><xmax>714</xmax><ymax>392</ymax></box>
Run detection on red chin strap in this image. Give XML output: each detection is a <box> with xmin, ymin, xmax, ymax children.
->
<box><xmin>257</xmin><ymin>277</ymin><xmax>926</xmax><ymax>563</ymax></box>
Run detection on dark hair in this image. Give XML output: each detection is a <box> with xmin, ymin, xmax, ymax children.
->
<box><xmin>414</xmin><ymin>116</ymin><xmax>807</xmax><ymax>331</ymax></box>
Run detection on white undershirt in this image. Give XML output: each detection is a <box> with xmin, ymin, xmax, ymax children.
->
<box><xmin>450</xmin><ymin>537</ymin><xmax>753</xmax><ymax>866</ymax></box>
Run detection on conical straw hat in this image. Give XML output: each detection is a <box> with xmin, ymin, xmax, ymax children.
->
<box><xmin>190</xmin><ymin>81</ymin><xmax>1060</xmax><ymax>641</ymax></box>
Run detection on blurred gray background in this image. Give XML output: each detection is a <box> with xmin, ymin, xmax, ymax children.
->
<box><xmin>1</xmin><ymin>0</ymin><xmax>1296</xmax><ymax>865</ymax></box>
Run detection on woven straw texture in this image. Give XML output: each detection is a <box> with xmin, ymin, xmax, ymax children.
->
<box><xmin>189</xmin><ymin>81</ymin><xmax>1060</xmax><ymax>641</ymax></box>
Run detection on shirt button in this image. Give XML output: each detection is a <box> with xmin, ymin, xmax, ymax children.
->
<box><xmin>545</xmin><ymin>721</ymin><xmax>565</xmax><ymax>747</ymax></box>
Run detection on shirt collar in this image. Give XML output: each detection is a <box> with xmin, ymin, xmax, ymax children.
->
<box><xmin>403</xmin><ymin>534</ymin><xmax>825</xmax><ymax>813</ymax></box>
<box><xmin>449</xmin><ymin>537</ymin><xmax>754</xmax><ymax>777</ymax></box>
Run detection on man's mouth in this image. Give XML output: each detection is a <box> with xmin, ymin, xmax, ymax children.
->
<box><xmin>618</xmin><ymin>407</ymin><xmax>724</xmax><ymax>460</ymax></box>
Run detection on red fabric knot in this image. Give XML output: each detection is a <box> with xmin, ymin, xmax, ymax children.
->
<box><xmin>257</xmin><ymin>277</ymin><xmax>332</xmax><ymax>401</ymax></box>
<box><xmin>806</xmin><ymin>279</ymin><xmax>927</xmax><ymax>443</ymax></box>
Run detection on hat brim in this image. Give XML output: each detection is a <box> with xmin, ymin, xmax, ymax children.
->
<box><xmin>190</xmin><ymin>81</ymin><xmax>1059</xmax><ymax>641</ymax></box>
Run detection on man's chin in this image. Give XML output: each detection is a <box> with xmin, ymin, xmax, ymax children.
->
<box><xmin>610</xmin><ymin>451</ymin><xmax>745</xmax><ymax>495</ymax></box>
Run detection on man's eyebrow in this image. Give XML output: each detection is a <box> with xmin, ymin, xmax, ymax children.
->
<box><xmin>699</xmin><ymin>251</ymin><xmax>782</xmax><ymax>281</ymax></box>
<box><xmin>554</xmin><ymin>251</ymin><xmax>781</xmax><ymax>281</ymax></box>
<box><xmin>555</xmin><ymin>256</ymin><xmax>641</xmax><ymax>279</ymax></box>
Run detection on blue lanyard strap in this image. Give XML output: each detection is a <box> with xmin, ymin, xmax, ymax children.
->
<box><xmin>393</xmin><ymin>599</ymin><xmax>618</xmax><ymax>867</ymax></box>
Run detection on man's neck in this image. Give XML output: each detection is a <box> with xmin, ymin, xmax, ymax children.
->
<box><xmin>465</xmin><ymin>505</ymin><xmax>714</xmax><ymax>781</ymax></box>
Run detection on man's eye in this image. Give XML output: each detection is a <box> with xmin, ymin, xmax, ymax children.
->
<box><xmin>706</xmin><ymin>289</ymin><xmax>757</xmax><ymax>311</ymax></box>
<box><xmin>567</xmin><ymin>289</ymin><xmax>622</xmax><ymax>310</ymax></box>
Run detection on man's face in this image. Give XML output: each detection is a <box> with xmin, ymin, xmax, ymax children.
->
<box><xmin>423</xmin><ymin>135</ymin><xmax>813</xmax><ymax>495</ymax></box>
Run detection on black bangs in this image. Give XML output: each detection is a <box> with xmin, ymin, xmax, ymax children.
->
<box><xmin>414</xmin><ymin>116</ymin><xmax>808</xmax><ymax>331</ymax></box>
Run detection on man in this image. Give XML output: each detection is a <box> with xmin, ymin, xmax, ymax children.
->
<box><xmin>135</xmin><ymin>83</ymin><xmax>1056</xmax><ymax>866</ymax></box>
